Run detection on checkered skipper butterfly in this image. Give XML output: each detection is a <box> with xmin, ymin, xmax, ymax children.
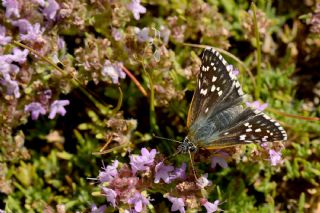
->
<box><xmin>177</xmin><ymin>48</ymin><xmax>287</xmax><ymax>153</ymax></box>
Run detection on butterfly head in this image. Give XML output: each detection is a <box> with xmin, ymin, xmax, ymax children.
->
<box><xmin>177</xmin><ymin>137</ymin><xmax>198</xmax><ymax>153</ymax></box>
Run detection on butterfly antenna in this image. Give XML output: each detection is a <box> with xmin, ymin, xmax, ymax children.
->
<box><xmin>188</xmin><ymin>150</ymin><xmax>198</xmax><ymax>180</ymax></box>
<box><xmin>152</xmin><ymin>134</ymin><xmax>182</xmax><ymax>143</ymax></box>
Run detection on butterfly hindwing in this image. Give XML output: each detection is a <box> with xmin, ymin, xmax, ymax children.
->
<box><xmin>187</xmin><ymin>48</ymin><xmax>243</xmax><ymax>128</ymax></box>
<box><xmin>199</xmin><ymin>108</ymin><xmax>287</xmax><ymax>148</ymax></box>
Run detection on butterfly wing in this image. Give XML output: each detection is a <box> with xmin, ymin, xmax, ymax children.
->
<box><xmin>187</xmin><ymin>48</ymin><xmax>243</xmax><ymax>128</ymax></box>
<box><xmin>198</xmin><ymin>108</ymin><xmax>287</xmax><ymax>149</ymax></box>
<box><xmin>187</xmin><ymin>48</ymin><xmax>287</xmax><ymax>148</ymax></box>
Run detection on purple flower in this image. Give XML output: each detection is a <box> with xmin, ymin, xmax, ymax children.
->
<box><xmin>11</xmin><ymin>19</ymin><xmax>32</xmax><ymax>33</ymax></box>
<box><xmin>102</xmin><ymin>187</ymin><xmax>117</xmax><ymax>207</ymax></box>
<box><xmin>2</xmin><ymin>0</ymin><xmax>20</xmax><ymax>18</ymax></box>
<box><xmin>127</xmin><ymin>0</ymin><xmax>146</xmax><ymax>20</ymax></box>
<box><xmin>134</xmin><ymin>27</ymin><xmax>152</xmax><ymax>43</ymax></box>
<box><xmin>98</xmin><ymin>160</ymin><xmax>119</xmax><ymax>183</ymax></box>
<box><xmin>0</xmin><ymin>25</ymin><xmax>12</xmax><ymax>45</ymax></box>
<box><xmin>246</xmin><ymin>101</ymin><xmax>268</xmax><ymax>111</ymax></box>
<box><xmin>269</xmin><ymin>149</ymin><xmax>282</xmax><ymax>166</ymax></box>
<box><xmin>211</xmin><ymin>151</ymin><xmax>229</xmax><ymax>169</ymax></box>
<box><xmin>112</xmin><ymin>28</ymin><xmax>123</xmax><ymax>41</ymax></box>
<box><xmin>129</xmin><ymin>148</ymin><xmax>156</xmax><ymax>174</ymax></box>
<box><xmin>91</xmin><ymin>204</ymin><xmax>107</xmax><ymax>213</ymax></box>
<box><xmin>42</xmin><ymin>0</ymin><xmax>60</xmax><ymax>20</ymax></box>
<box><xmin>167</xmin><ymin>196</ymin><xmax>185</xmax><ymax>213</ymax></box>
<box><xmin>101</xmin><ymin>60</ymin><xmax>126</xmax><ymax>84</ymax></box>
<box><xmin>196</xmin><ymin>173</ymin><xmax>212</xmax><ymax>189</ymax></box>
<box><xmin>0</xmin><ymin>78</ymin><xmax>20</xmax><ymax>98</ymax></box>
<box><xmin>226</xmin><ymin>64</ymin><xmax>239</xmax><ymax>76</ymax></box>
<box><xmin>169</xmin><ymin>163</ymin><xmax>186</xmax><ymax>182</ymax></box>
<box><xmin>154</xmin><ymin>162</ymin><xmax>174</xmax><ymax>184</ymax></box>
<box><xmin>8</xmin><ymin>48</ymin><xmax>29</xmax><ymax>64</ymax></box>
<box><xmin>24</xmin><ymin>102</ymin><xmax>47</xmax><ymax>120</ymax></box>
<box><xmin>160</xmin><ymin>26</ymin><xmax>171</xmax><ymax>44</ymax></box>
<box><xmin>201</xmin><ymin>199</ymin><xmax>219</xmax><ymax>213</ymax></box>
<box><xmin>127</xmin><ymin>192</ymin><xmax>149</xmax><ymax>212</ymax></box>
<box><xmin>48</xmin><ymin>99</ymin><xmax>70</xmax><ymax>119</ymax></box>
<box><xmin>20</xmin><ymin>23</ymin><xmax>45</xmax><ymax>43</ymax></box>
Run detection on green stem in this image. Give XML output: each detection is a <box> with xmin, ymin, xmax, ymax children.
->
<box><xmin>142</xmin><ymin>64</ymin><xmax>159</xmax><ymax>134</ymax></box>
<box><xmin>251</xmin><ymin>2</ymin><xmax>262</xmax><ymax>99</ymax></box>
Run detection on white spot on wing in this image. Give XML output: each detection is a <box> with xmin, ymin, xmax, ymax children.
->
<box><xmin>255</xmin><ymin>128</ymin><xmax>262</xmax><ymax>132</ymax></box>
<box><xmin>212</xmin><ymin>76</ymin><xmax>217</xmax><ymax>82</ymax></box>
<box><xmin>200</xmin><ymin>88</ymin><xmax>208</xmax><ymax>95</ymax></box>
<box><xmin>211</xmin><ymin>85</ymin><xmax>216</xmax><ymax>92</ymax></box>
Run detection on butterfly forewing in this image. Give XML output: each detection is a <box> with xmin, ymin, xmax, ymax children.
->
<box><xmin>187</xmin><ymin>48</ymin><xmax>243</xmax><ymax>127</ymax></box>
<box><xmin>187</xmin><ymin>47</ymin><xmax>287</xmax><ymax>149</ymax></box>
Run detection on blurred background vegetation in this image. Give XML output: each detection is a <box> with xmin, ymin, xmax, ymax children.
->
<box><xmin>1</xmin><ymin>0</ymin><xmax>320</xmax><ymax>212</ymax></box>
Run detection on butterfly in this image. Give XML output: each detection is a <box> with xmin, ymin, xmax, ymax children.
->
<box><xmin>177</xmin><ymin>48</ymin><xmax>287</xmax><ymax>153</ymax></box>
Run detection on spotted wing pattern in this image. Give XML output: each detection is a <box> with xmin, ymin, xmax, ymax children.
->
<box><xmin>187</xmin><ymin>47</ymin><xmax>287</xmax><ymax>148</ymax></box>
<box><xmin>187</xmin><ymin>48</ymin><xmax>243</xmax><ymax>128</ymax></box>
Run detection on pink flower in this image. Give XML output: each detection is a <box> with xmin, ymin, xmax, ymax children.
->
<box><xmin>0</xmin><ymin>78</ymin><xmax>20</xmax><ymax>98</ymax></box>
<box><xmin>42</xmin><ymin>0</ymin><xmax>60</xmax><ymax>20</ymax></box>
<box><xmin>167</xmin><ymin>196</ymin><xmax>185</xmax><ymax>213</ymax></box>
<box><xmin>2</xmin><ymin>0</ymin><xmax>20</xmax><ymax>18</ymax></box>
<box><xmin>101</xmin><ymin>60</ymin><xmax>126</xmax><ymax>84</ymax></box>
<box><xmin>98</xmin><ymin>160</ymin><xmax>119</xmax><ymax>183</ymax></box>
<box><xmin>129</xmin><ymin>148</ymin><xmax>156</xmax><ymax>174</ymax></box>
<box><xmin>24</xmin><ymin>102</ymin><xmax>47</xmax><ymax>120</ymax></box>
<box><xmin>20</xmin><ymin>23</ymin><xmax>45</xmax><ymax>43</ymax></box>
<box><xmin>0</xmin><ymin>25</ymin><xmax>12</xmax><ymax>45</ymax></box>
<box><xmin>11</xmin><ymin>19</ymin><xmax>32</xmax><ymax>33</ymax></box>
<box><xmin>211</xmin><ymin>151</ymin><xmax>229</xmax><ymax>169</ymax></box>
<box><xmin>48</xmin><ymin>100</ymin><xmax>70</xmax><ymax>119</ymax></box>
<box><xmin>200</xmin><ymin>198</ymin><xmax>220</xmax><ymax>213</ymax></box>
<box><xmin>154</xmin><ymin>162</ymin><xmax>174</xmax><ymax>184</ymax></box>
<box><xmin>102</xmin><ymin>187</ymin><xmax>117</xmax><ymax>207</ymax></box>
<box><xmin>127</xmin><ymin>192</ymin><xmax>149</xmax><ymax>212</ymax></box>
<box><xmin>196</xmin><ymin>173</ymin><xmax>212</xmax><ymax>189</ymax></box>
<box><xmin>127</xmin><ymin>0</ymin><xmax>146</xmax><ymax>20</ymax></box>
<box><xmin>246</xmin><ymin>101</ymin><xmax>268</xmax><ymax>111</ymax></box>
<box><xmin>91</xmin><ymin>204</ymin><xmax>106</xmax><ymax>213</ymax></box>
<box><xmin>169</xmin><ymin>163</ymin><xmax>187</xmax><ymax>182</ymax></box>
<box><xmin>269</xmin><ymin>149</ymin><xmax>282</xmax><ymax>166</ymax></box>
<box><xmin>8</xmin><ymin>48</ymin><xmax>29</xmax><ymax>64</ymax></box>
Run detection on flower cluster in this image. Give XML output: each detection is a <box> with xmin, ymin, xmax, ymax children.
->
<box><xmin>92</xmin><ymin>148</ymin><xmax>220</xmax><ymax>213</ymax></box>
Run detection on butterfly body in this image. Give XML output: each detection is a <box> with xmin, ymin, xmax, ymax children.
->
<box><xmin>178</xmin><ymin>48</ymin><xmax>287</xmax><ymax>153</ymax></box>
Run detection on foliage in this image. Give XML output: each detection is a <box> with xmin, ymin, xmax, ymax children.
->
<box><xmin>0</xmin><ymin>0</ymin><xmax>320</xmax><ymax>212</ymax></box>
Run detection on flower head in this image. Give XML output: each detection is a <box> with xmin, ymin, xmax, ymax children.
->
<box><xmin>154</xmin><ymin>162</ymin><xmax>174</xmax><ymax>184</ymax></box>
<box><xmin>169</xmin><ymin>163</ymin><xmax>187</xmax><ymax>182</ymax></box>
<box><xmin>129</xmin><ymin>148</ymin><xmax>156</xmax><ymax>174</ymax></box>
<box><xmin>246</xmin><ymin>101</ymin><xmax>268</xmax><ymax>111</ymax></box>
<box><xmin>127</xmin><ymin>192</ymin><xmax>150</xmax><ymax>212</ymax></box>
<box><xmin>0</xmin><ymin>78</ymin><xmax>20</xmax><ymax>98</ymax></box>
<box><xmin>127</xmin><ymin>0</ymin><xmax>146</xmax><ymax>20</ymax></box>
<box><xmin>2</xmin><ymin>0</ymin><xmax>20</xmax><ymax>18</ymax></box>
<box><xmin>8</xmin><ymin>48</ymin><xmax>29</xmax><ymax>64</ymax></box>
<box><xmin>42</xmin><ymin>0</ymin><xmax>60</xmax><ymax>20</ymax></box>
<box><xmin>167</xmin><ymin>196</ymin><xmax>185</xmax><ymax>213</ymax></box>
<box><xmin>20</xmin><ymin>23</ymin><xmax>45</xmax><ymax>43</ymax></box>
<box><xmin>226</xmin><ymin>64</ymin><xmax>239</xmax><ymax>76</ymax></box>
<box><xmin>200</xmin><ymin>198</ymin><xmax>219</xmax><ymax>213</ymax></box>
<box><xmin>134</xmin><ymin>27</ymin><xmax>152</xmax><ymax>43</ymax></box>
<box><xmin>0</xmin><ymin>25</ymin><xmax>12</xmax><ymax>45</ymax></box>
<box><xmin>102</xmin><ymin>187</ymin><xmax>117</xmax><ymax>207</ymax></box>
<box><xmin>24</xmin><ymin>102</ymin><xmax>47</xmax><ymax>120</ymax></box>
<box><xmin>269</xmin><ymin>149</ymin><xmax>282</xmax><ymax>166</ymax></box>
<box><xmin>98</xmin><ymin>160</ymin><xmax>119</xmax><ymax>183</ymax></box>
<box><xmin>48</xmin><ymin>100</ymin><xmax>70</xmax><ymax>119</ymax></box>
<box><xmin>196</xmin><ymin>173</ymin><xmax>212</xmax><ymax>189</ymax></box>
<box><xmin>11</xmin><ymin>19</ymin><xmax>32</xmax><ymax>33</ymax></box>
<box><xmin>101</xmin><ymin>60</ymin><xmax>126</xmax><ymax>84</ymax></box>
<box><xmin>112</xmin><ymin>28</ymin><xmax>123</xmax><ymax>41</ymax></box>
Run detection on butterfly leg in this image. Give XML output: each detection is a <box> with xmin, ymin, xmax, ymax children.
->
<box><xmin>188</xmin><ymin>150</ymin><xmax>198</xmax><ymax>180</ymax></box>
